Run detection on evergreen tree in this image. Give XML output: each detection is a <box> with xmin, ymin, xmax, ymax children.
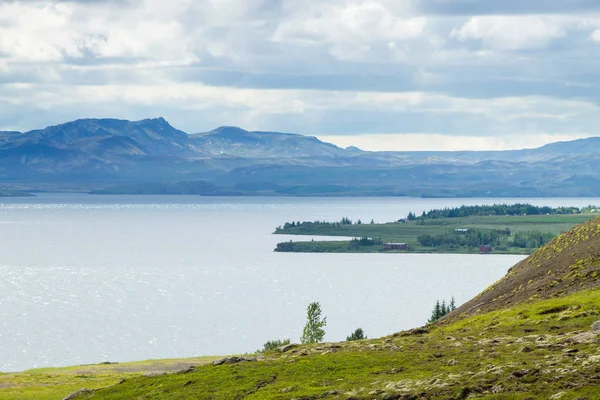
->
<box><xmin>301</xmin><ymin>302</ymin><xmax>327</xmax><ymax>344</ymax></box>
<box><xmin>346</xmin><ymin>328</ymin><xmax>367</xmax><ymax>341</ymax></box>
<box><xmin>428</xmin><ymin>297</ymin><xmax>457</xmax><ymax>323</ymax></box>
<box><xmin>428</xmin><ymin>300</ymin><xmax>442</xmax><ymax>323</ymax></box>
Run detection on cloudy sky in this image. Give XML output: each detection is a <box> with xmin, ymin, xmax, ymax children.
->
<box><xmin>2</xmin><ymin>0</ymin><xmax>600</xmax><ymax>150</ymax></box>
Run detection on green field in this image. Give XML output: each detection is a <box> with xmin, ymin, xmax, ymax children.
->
<box><xmin>0</xmin><ymin>356</ymin><xmax>221</xmax><ymax>400</ymax></box>
<box><xmin>274</xmin><ymin>214</ymin><xmax>598</xmax><ymax>254</ymax></box>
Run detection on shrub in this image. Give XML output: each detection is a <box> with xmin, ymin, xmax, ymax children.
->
<box><xmin>258</xmin><ymin>338</ymin><xmax>290</xmax><ymax>353</ymax></box>
<box><xmin>346</xmin><ymin>328</ymin><xmax>367</xmax><ymax>341</ymax></box>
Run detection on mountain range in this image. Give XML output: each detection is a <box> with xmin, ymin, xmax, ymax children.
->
<box><xmin>2</xmin><ymin>117</ymin><xmax>600</xmax><ymax>197</ymax></box>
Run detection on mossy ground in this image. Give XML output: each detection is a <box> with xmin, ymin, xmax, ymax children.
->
<box><xmin>60</xmin><ymin>288</ymin><xmax>600</xmax><ymax>399</ymax></box>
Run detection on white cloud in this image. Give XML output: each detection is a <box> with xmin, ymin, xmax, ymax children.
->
<box><xmin>451</xmin><ymin>16</ymin><xmax>568</xmax><ymax>50</ymax></box>
<box><xmin>2</xmin><ymin>79</ymin><xmax>598</xmax><ymax>138</ymax></box>
<box><xmin>2</xmin><ymin>0</ymin><xmax>600</xmax><ymax>144</ymax></box>
<box><xmin>272</xmin><ymin>1</ymin><xmax>426</xmax><ymax>60</ymax></box>
<box><xmin>318</xmin><ymin>132</ymin><xmax>596</xmax><ymax>151</ymax></box>
<box><xmin>0</xmin><ymin>2</ymin><xmax>84</xmax><ymax>61</ymax></box>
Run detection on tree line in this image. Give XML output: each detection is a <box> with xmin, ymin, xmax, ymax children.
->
<box><xmin>415</xmin><ymin>204</ymin><xmax>585</xmax><ymax>220</ymax></box>
<box><xmin>417</xmin><ymin>228</ymin><xmax>555</xmax><ymax>249</ymax></box>
<box><xmin>257</xmin><ymin>302</ymin><xmax>366</xmax><ymax>353</ymax></box>
<box><xmin>276</xmin><ymin>217</ymin><xmax>375</xmax><ymax>232</ymax></box>
<box><xmin>258</xmin><ymin>297</ymin><xmax>462</xmax><ymax>354</ymax></box>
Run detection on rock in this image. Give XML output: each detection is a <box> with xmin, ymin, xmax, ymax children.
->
<box><xmin>520</xmin><ymin>346</ymin><xmax>534</xmax><ymax>353</ymax></box>
<box><xmin>280</xmin><ymin>386</ymin><xmax>294</xmax><ymax>393</ymax></box>
<box><xmin>382</xmin><ymin>394</ymin><xmax>417</xmax><ymax>400</ymax></box>
<box><xmin>278</xmin><ymin>344</ymin><xmax>297</xmax><ymax>353</ymax></box>
<box><xmin>491</xmin><ymin>384</ymin><xmax>502</xmax><ymax>394</ymax></box>
<box><xmin>550</xmin><ymin>392</ymin><xmax>566</xmax><ymax>400</ymax></box>
<box><xmin>321</xmin><ymin>389</ymin><xmax>343</xmax><ymax>396</ymax></box>
<box><xmin>142</xmin><ymin>372</ymin><xmax>165</xmax><ymax>377</ymax></box>
<box><xmin>63</xmin><ymin>389</ymin><xmax>93</xmax><ymax>400</ymax></box>
<box><xmin>213</xmin><ymin>357</ymin><xmax>256</xmax><ymax>366</ymax></box>
<box><xmin>176</xmin><ymin>366</ymin><xmax>196</xmax><ymax>374</ymax></box>
<box><xmin>564</xmin><ymin>348</ymin><xmax>579</xmax><ymax>354</ymax></box>
<box><xmin>591</xmin><ymin>320</ymin><xmax>600</xmax><ymax>333</ymax></box>
<box><xmin>566</xmin><ymin>332</ymin><xmax>596</xmax><ymax>344</ymax></box>
<box><xmin>448</xmin><ymin>359</ymin><xmax>459</xmax><ymax>366</ymax></box>
<box><xmin>511</xmin><ymin>369</ymin><xmax>531</xmax><ymax>378</ymax></box>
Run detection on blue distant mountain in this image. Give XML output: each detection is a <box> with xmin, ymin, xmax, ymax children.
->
<box><xmin>2</xmin><ymin>118</ymin><xmax>600</xmax><ymax>197</ymax></box>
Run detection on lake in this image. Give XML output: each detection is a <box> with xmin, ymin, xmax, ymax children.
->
<box><xmin>1</xmin><ymin>195</ymin><xmax>597</xmax><ymax>372</ymax></box>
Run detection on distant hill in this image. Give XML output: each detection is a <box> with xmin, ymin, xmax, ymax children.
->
<box><xmin>3</xmin><ymin>117</ymin><xmax>600</xmax><ymax>196</ymax></box>
<box><xmin>190</xmin><ymin>126</ymin><xmax>348</xmax><ymax>158</ymax></box>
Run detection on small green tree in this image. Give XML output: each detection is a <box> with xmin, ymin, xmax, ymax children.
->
<box><xmin>301</xmin><ymin>302</ymin><xmax>327</xmax><ymax>344</ymax></box>
<box><xmin>428</xmin><ymin>300</ymin><xmax>442</xmax><ymax>323</ymax></box>
<box><xmin>346</xmin><ymin>328</ymin><xmax>367</xmax><ymax>341</ymax></box>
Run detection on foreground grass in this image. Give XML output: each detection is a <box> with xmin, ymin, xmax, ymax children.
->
<box><xmin>275</xmin><ymin>214</ymin><xmax>597</xmax><ymax>254</ymax></box>
<box><xmin>0</xmin><ymin>356</ymin><xmax>221</xmax><ymax>400</ymax></box>
<box><xmin>66</xmin><ymin>288</ymin><xmax>600</xmax><ymax>399</ymax></box>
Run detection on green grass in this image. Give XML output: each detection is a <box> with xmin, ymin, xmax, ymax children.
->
<box><xmin>275</xmin><ymin>214</ymin><xmax>598</xmax><ymax>255</ymax></box>
<box><xmin>0</xmin><ymin>356</ymin><xmax>221</xmax><ymax>400</ymax></box>
<box><xmin>64</xmin><ymin>288</ymin><xmax>600</xmax><ymax>399</ymax></box>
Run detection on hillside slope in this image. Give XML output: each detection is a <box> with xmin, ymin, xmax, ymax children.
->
<box><xmin>63</xmin><ymin>219</ymin><xmax>600</xmax><ymax>400</ymax></box>
<box><xmin>453</xmin><ymin>217</ymin><xmax>600</xmax><ymax>319</ymax></box>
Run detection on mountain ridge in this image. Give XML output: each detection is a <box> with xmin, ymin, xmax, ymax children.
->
<box><xmin>3</xmin><ymin>117</ymin><xmax>600</xmax><ymax>197</ymax></box>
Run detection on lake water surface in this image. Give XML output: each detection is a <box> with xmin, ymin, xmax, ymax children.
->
<box><xmin>2</xmin><ymin>195</ymin><xmax>597</xmax><ymax>372</ymax></box>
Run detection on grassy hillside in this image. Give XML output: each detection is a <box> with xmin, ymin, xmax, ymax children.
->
<box><xmin>0</xmin><ymin>357</ymin><xmax>221</xmax><ymax>400</ymax></box>
<box><xmin>274</xmin><ymin>214</ymin><xmax>597</xmax><ymax>254</ymax></box>
<box><xmin>6</xmin><ymin>218</ymin><xmax>600</xmax><ymax>399</ymax></box>
<box><xmin>66</xmin><ymin>289</ymin><xmax>600</xmax><ymax>399</ymax></box>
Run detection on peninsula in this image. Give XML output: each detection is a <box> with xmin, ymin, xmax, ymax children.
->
<box><xmin>274</xmin><ymin>204</ymin><xmax>599</xmax><ymax>255</ymax></box>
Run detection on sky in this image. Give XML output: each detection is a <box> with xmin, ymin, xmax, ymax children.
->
<box><xmin>2</xmin><ymin>0</ymin><xmax>600</xmax><ymax>151</ymax></box>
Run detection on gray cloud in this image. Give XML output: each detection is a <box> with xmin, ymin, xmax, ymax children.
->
<box><xmin>1</xmin><ymin>0</ymin><xmax>600</xmax><ymax>150</ymax></box>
